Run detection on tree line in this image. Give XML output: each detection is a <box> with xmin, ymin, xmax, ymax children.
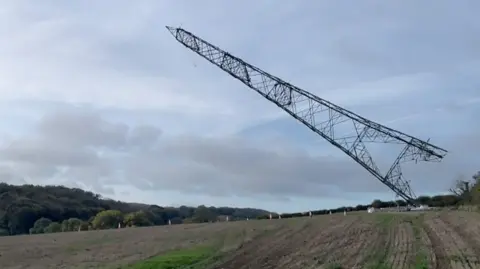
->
<box><xmin>256</xmin><ymin>194</ymin><xmax>461</xmax><ymax>220</ymax></box>
<box><xmin>257</xmin><ymin>170</ymin><xmax>480</xmax><ymax>220</ymax></box>
<box><xmin>1</xmin><ymin>171</ymin><xmax>478</xmax><ymax>235</ymax></box>
<box><xmin>0</xmin><ymin>183</ymin><xmax>269</xmax><ymax>236</ymax></box>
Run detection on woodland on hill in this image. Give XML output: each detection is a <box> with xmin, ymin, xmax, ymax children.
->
<box><xmin>0</xmin><ymin>170</ymin><xmax>478</xmax><ymax>236</ymax></box>
<box><xmin>0</xmin><ymin>183</ymin><xmax>269</xmax><ymax>236</ymax></box>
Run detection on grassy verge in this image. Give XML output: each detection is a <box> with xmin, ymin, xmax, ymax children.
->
<box><xmin>125</xmin><ymin>245</ymin><xmax>217</xmax><ymax>269</ymax></box>
<box><xmin>325</xmin><ymin>262</ymin><xmax>344</xmax><ymax>269</ymax></box>
<box><xmin>364</xmin><ymin>214</ymin><xmax>395</xmax><ymax>269</ymax></box>
<box><xmin>121</xmin><ymin>223</ymin><xmax>270</xmax><ymax>269</ymax></box>
<box><xmin>411</xmin><ymin>214</ymin><xmax>429</xmax><ymax>269</ymax></box>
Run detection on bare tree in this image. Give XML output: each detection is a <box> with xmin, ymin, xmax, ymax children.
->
<box><xmin>449</xmin><ymin>175</ymin><xmax>473</xmax><ymax>198</ymax></box>
<box><xmin>471</xmin><ymin>171</ymin><xmax>480</xmax><ymax>203</ymax></box>
<box><xmin>473</xmin><ymin>171</ymin><xmax>480</xmax><ymax>184</ymax></box>
<box><xmin>450</xmin><ymin>173</ymin><xmax>480</xmax><ymax>203</ymax></box>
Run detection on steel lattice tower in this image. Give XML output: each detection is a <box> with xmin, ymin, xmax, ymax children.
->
<box><xmin>166</xmin><ymin>26</ymin><xmax>448</xmax><ymax>206</ymax></box>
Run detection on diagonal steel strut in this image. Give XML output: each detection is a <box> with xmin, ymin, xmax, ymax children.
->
<box><xmin>166</xmin><ymin>26</ymin><xmax>448</xmax><ymax>206</ymax></box>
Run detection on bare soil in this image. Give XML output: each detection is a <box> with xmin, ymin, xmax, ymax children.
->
<box><xmin>1</xmin><ymin>211</ymin><xmax>479</xmax><ymax>269</ymax></box>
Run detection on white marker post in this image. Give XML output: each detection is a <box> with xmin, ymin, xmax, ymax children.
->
<box><xmin>278</xmin><ymin>215</ymin><xmax>281</xmax><ymax>219</ymax></box>
<box><xmin>344</xmin><ymin>210</ymin><xmax>347</xmax><ymax>216</ymax></box>
<box><xmin>269</xmin><ymin>213</ymin><xmax>272</xmax><ymax>220</ymax></box>
<box><xmin>226</xmin><ymin>216</ymin><xmax>229</xmax><ymax>222</ymax></box>
<box><xmin>309</xmin><ymin>211</ymin><xmax>312</xmax><ymax>218</ymax></box>
<box><xmin>168</xmin><ymin>219</ymin><xmax>172</xmax><ymax>225</ymax></box>
<box><xmin>329</xmin><ymin>211</ymin><xmax>332</xmax><ymax>215</ymax></box>
<box><xmin>118</xmin><ymin>223</ymin><xmax>121</xmax><ymax>229</ymax></box>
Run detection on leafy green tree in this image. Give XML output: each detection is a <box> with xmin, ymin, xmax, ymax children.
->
<box><xmin>79</xmin><ymin>221</ymin><xmax>89</xmax><ymax>231</ymax></box>
<box><xmin>0</xmin><ymin>228</ymin><xmax>9</xmax><ymax>236</ymax></box>
<box><xmin>192</xmin><ymin>205</ymin><xmax>217</xmax><ymax>223</ymax></box>
<box><xmin>354</xmin><ymin>204</ymin><xmax>367</xmax><ymax>211</ymax></box>
<box><xmin>170</xmin><ymin>217</ymin><xmax>183</xmax><ymax>225</ymax></box>
<box><xmin>44</xmin><ymin>222</ymin><xmax>62</xmax><ymax>233</ymax></box>
<box><xmin>29</xmin><ymin>217</ymin><xmax>52</xmax><ymax>234</ymax></box>
<box><xmin>163</xmin><ymin>208</ymin><xmax>180</xmax><ymax>220</ymax></box>
<box><xmin>92</xmin><ymin>210</ymin><xmax>123</xmax><ymax>229</ymax></box>
<box><xmin>124</xmin><ymin>211</ymin><xmax>152</xmax><ymax>227</ymax></box>
<box><xmin>7</xmin><ymin>206</ymin><xmax>39</xmax><ymax>235</ymax></box>
<box><xmin>145</xmin><ymin>206</ymin><xmax>165</xmax><ymax>225</ymax></box>
<box><xmin>416</xmin><ymin>196</ymin><xmax>431</xmax><ymax>205</ymax></box>
<box><xmin>182</xmin><ymin>218</ymin><xmax>195</xmax><ymax>224</ymax></box>
<box><xmin>371</xmin><ymin>199</ymin><xmax>382</xmax><ymax>208</ymax></box>
<box><xmin>61</xmin><ymin>218</ymin><xmax>83</xmax><ymax>232</ymax></box>
<box><xmin>178</xmin><ymin>206</ymin><xmax>194</xmax><ymax>219</ymax></box>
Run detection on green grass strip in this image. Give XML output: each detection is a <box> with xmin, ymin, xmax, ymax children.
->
<box><xmin>126</xmin><ymin>246</ymin><xmax>216</xmax><ymax>269</ymax></box>
<box><xmin>325</xmin><ymin>262</ymin><xmax>344</xmax><ymax>269</ymax></box>
<box><xmin>365</xmin><ymin>214</ymin><xmax>395</xmax><ymax>269</ymax></box>
<box><xmin>412</xmin><ymin>215</ymin><xmax>429</xmax><ymax>269</ymax></box>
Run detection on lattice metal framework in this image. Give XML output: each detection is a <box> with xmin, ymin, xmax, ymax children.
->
<box><xmin>166</xmin><ymin>26</ymin><xmax>448</xmax><ymax>206</ymax></box>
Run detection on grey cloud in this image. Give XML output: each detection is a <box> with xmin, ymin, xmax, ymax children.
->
<box><xmin>0</xmin><ymin>108</ymin><xmax>397</xmax><ymax>199</ymax></box>
<box><xmin>0</xmin><ymin>165</ymin><xmax>27</xmax><ymax>184</ymax></box>
<box><xmin>151</xmin><ymin>132</ymin><xmax>477</xmax><ymax>198</ymax></box>
<box><xmin>0</xmin><ymin>108</ymin><xmax>160</xmax><ymax>194</ymax></box>
<box><xmin>37</xmin><ymin>109</ymin><xmax>129</xmax><ymax>149</ymax></box>
<box><xmin>0</xmin><ymin>101</ymin><xmax>477</xmax><ymax>201</ymax></box>
<box><xmin>3</xmin><ymin>1</ymin><xmax>479</xmax><ymax>135</ymax></box>
<box><xmin>235</xmin><ymin>100</ymin><xmax>480</xmax><ymax>195</ymax></box>
<box><xmin>128</xmin><ymin>125</ymin><xmax>162</xmax><ymax>149</ymax></box>
<box><xmin>0</xmin><ymin>140</ymin><xmax>99</xmax><ymax>167</ymax></box>
<box><xmin>159</xmin><ymin>136</ymin><xmax>368</xmax><ymax>190</ymax></box>
<box><xmin>35</xmin><ymin>107</ymin><xmax>163</xmax><ymax>150</ymax></box>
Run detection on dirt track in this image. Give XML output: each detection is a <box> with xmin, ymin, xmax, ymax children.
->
<box><xmin>0</xmin><ymin>211</ymin><xmax>479</xmax><ymax>268</ymax></box>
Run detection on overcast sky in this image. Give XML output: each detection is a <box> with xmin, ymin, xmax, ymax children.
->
<box><xmin>0</xmin><ymin>1</ymin><xmax>478</xmax><ymax>213</ymax></box>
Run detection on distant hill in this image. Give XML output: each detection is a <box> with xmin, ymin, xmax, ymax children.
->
<box><xmin>0</xmin><ymin>183</ymin><xmax>271</xmax><ymax>235</ymax></box>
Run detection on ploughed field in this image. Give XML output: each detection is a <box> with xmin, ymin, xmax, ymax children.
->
<box><xmin>1</xmin><ymin>211</ymin><xmax>479</xmax><ymax>269</ymax></box>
